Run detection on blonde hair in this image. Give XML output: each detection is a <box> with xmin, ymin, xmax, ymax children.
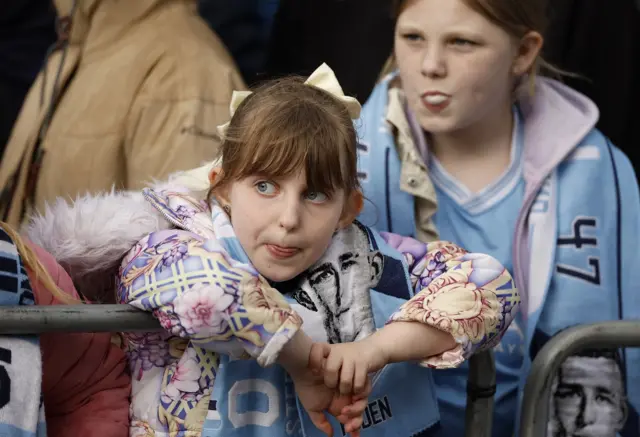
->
<box><xmin>208</xmin><ymin>76</ymin><xmax>360</xmax><ymax>201</ymax></box>
<box><xmin>1</xmin><ymin>223</ymin><xmax>80</xmax><ymax>305</ymax></box>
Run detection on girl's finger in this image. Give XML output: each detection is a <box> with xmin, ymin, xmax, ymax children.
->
<box><xmin>344</xmin><ymin>415</ymin><xmax>364</xmax><ymax>436</ymax></box>
<box><xmin>341</xmin><ymin>397</ymin><xmax>368</xmax><ymax>417</ymax></box>
<box><xmin>339</xmin><ymin>359</ymin><xmax>355</xmax><ymax>394</ymax></box>
<box><xmin>309</xmin><ymin>343</ymin><xmax>330</xmax><ymax>371</ymax></box>
<box><xmin>353</xmin><ymin>377</ymin><xmax>372</xmax><ymax>401</ymax></box>
<box><xmin>324</xmin><ymin>353</ymin><xmax>343</xmax><ymax>389</ymax></box>
<box><xmin>308</xmin><ymin>411</ymin><xmax>333</xmax><ymax>437</ymax></box>
<box><xmin>353</xmin><ymin>363</ymin><xmax>368</xmax><ymax>395</ymax></box>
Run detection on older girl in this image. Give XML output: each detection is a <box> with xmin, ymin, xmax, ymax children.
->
<box><xmin>356</xmin><ymin>0</ymin><xmax>640</xmax><ymax>436</ymax></box>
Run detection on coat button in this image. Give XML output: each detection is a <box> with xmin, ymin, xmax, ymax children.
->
<box><xmin>407</xmin><ymin>177</ymin><xmax>419</xmax><ymax>188</ymax></box>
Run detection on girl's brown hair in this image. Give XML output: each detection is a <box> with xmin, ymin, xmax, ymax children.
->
<box><xmin>2</xmin><ymin>223</ymin><xmax>80</xmax><ymax>305</ymax></box>
<box><xmin>209</xmin><ymin>76</ymin><xmax>360</xmax><ymax>201</ymax></box>
<box><xmin>393</xmin><ymin>0</ymin><xmax>549</xmax><ymax>39</ymax></box>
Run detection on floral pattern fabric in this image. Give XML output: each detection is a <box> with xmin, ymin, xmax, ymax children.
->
<box><xmin>382</xmin><ymin>233</ymin><xmax>518</xmax><ymax>368</ymax></box>
<box><xmin>119</xmin><ymin>187</ymin><xmax>519</xmax><ymax>436</ymax></box>
<box><xmin>120</xmin><ymin>189</ymin><xmax>303</xmax><ymax>436</ymax></box>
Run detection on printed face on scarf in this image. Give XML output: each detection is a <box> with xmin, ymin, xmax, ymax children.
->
<box><xmin>292</xmin><ymin>224</ymin><xmax>383</xmax><ymax>344</ymax></box>
<box><xmin>550</xmin><ymin>355</ymin><xmax>627</xmax><ymax>437</ymax></box>
<box><xmin>394</xmin><ymin>0</ymin><xmax>540</xmax><ymax>134</ymax></box>
<box><xmin>221</xmin><ymin>170</ymin><xmax>358</xmax><ymax>283</ymax></box>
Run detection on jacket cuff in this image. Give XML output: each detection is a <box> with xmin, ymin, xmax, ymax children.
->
<box><xmin>256</xmin><ymin>312</ymin><xmax>304</xmax><ymax>367</ymax></box>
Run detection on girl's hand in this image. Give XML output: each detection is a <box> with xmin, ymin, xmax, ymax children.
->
<box><xmin>309</xmin><ymin>339</ymin><xmax>389</xmax><ymax>395</ymax></box>
<box><xmin>310</xmin><ymin>322</ymin><xmax>457</xmax><ymax>396</ymax></box>
<box><xmin>279</xmin><ymin>331</ymin><xmax>368</xmax><ymax>435</ymax></box>
<box><xmin>290</xmin><ymin>365</ymin><xmax>371</xmax><ymax>437</ymax></box>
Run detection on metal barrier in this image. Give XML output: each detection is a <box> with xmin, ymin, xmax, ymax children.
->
<box><xmin>0</xmin><ymin>305</ymin><xmax>159</xmax><ymax>333</ymax></box>
<box><xmin>519</xmin><ymin>320</ymin><xmax>640</xmax><ymax>437</ymax></box>
<box><xmin>0</xmin><ymin>305</ymin><xmax>497</xmax><ymax>434</ymax></box>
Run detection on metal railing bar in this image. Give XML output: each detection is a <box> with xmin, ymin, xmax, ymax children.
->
<box><xmin>519</xmin><ymin>321</ymin><xmax>640</xmax><ymax>437</ymax></box>
<box><xmin>0</xmin><ymin>305</ymin><xmax>160</xmax><ymax>333</ymax></box>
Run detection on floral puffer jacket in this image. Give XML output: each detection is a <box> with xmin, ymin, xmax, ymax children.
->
<box><xmin>118</xmin><ymin>187</ymin><xmax>519</xmax><ymax>436</ymax></box>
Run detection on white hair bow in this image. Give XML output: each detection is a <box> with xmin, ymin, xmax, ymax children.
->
<box><xmin>216</xmin><ymin>63</ymin><xmax>361</xmax><ymax>137</ymax></box>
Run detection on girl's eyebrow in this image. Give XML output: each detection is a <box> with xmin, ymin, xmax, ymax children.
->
<box><xmin>396</xmin><ymin>22</ymin><xmax>424</xmax><ymax>31</ymax></box>
<box><xmin>443</xmin><ymin>28</ymin><xmax>485</xmax><ymax>39</ymax></box>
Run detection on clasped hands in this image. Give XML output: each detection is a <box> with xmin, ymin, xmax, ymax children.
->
<box><xmin>281</xmin><ymin>322</ymin><xmax>455</xmax><ymax>437</ymax></box>
<box><xmin>288</xmin><ymin>336</ymin><xmax>389</xmax><ymax>437</ymax></box>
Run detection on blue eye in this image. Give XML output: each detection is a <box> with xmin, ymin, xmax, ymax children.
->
<box><xmin>255</xmin><ymin>181</ymin><xmax>277</xmax><ymax>195</ymax></box>
<box><xmin>402</xmin><ymin>33</ymin><xmax>424</xmax><ymax>42</ymax></box>
<box><xmin>306</xmin><ymin>192</ymin><xmax>328</xmax><ymax>203</ymax></box>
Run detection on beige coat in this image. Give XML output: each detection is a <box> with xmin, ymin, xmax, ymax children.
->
<box><xmin>0</xmin><ymin>0</ymin><xmax>245</xmax><ymax>227</ymax></box>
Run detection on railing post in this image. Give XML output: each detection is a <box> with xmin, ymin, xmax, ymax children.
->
<box><xmin>465</xmin><ymin>349</ymin><xmax>496</xmax><ymax>437</ymax></box>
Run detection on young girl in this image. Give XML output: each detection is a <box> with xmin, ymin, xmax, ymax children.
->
<box><xmin>23</xmin><ymin>64</ymin><xmax>518</xmax><ymax>437</ymax></box>
<box><xmin>355</xmin><ymin>1</ymin><xmax>640</xmax><ymax>436</ymax></box>
<box><xmin>0</xmin><ymin>224</ymin><xmax>130</xmax><ymax>437</ymax></box>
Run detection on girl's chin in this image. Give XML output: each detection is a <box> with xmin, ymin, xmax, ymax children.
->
<box><xmin>258</xmin><ymin>264</ymin><xmax>305</xmax><ymax>284</ymax></box>
<box><xmin>415</xmin><ymin>116</ymin><xmax>460</xmax><ymax>135</ymax></box>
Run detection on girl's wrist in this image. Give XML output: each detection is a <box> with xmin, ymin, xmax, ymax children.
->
<box><xmin>277</xmin><ymin>330</ymin><xmax>313</xmax><ymax>377</ymax></box>
<box><xmin>364</xmin><ymin>329</ymin><xmax>391</xmax><ymax>365</ymax></box>
<box><xmin>374</xmin><ymin>322</ymin><xmax>457</xmax><ymax>363</ymax></box>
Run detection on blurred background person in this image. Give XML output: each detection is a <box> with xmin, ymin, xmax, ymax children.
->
<box><xmin>0</xmin><ymin>0</ymin><xmax>245</xmax><ymax>227</ymax></box>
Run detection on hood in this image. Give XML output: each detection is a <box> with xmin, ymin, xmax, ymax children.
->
<box><xmin>515</xmin><ymin>76</ymin><xmax>599</xmax><ymax>194</ymax></box>
<box><xmin>22</xmin><ymin>166</ymin><xmax>212</xmax><ymax>302</ymax></box>
<box><xmin>24</xmin><ymin>189</ymin><xmax>167</xmax><ymax>303</ymax></box>
<box><xmin>53</xmin><ymin>0</ymin><xmax>194</xmax><ymax>47</ymax></box>
<box><xmin>512</xmin><ymin>77</ymin><xmax>599</xmax><ymax>316</ymax></box>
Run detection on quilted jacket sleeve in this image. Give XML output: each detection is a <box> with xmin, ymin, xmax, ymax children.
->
<box><xmin>380</xmin><ymin>232</ymin><xmax>519</xmax><ymax>369</ymax></box>
<box><xmin>118</xmin><ymin>228</ymin><xmax>303</xmax><ymax>367</ymax></box>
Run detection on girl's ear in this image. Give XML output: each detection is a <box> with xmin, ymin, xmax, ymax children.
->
<box><xmin>513</xmin><ymin>30</ymin><xmax>544</xmax><ymax>76</ymax></box>
<box><xmin>208</xmin><ymin>167</ymin><xmax>230</xmax><ymax>204</ymax></box>
<box><xmin>208</xmin><ymin>167</ymin><xmax>221</xmax><ymax>185</ymax></box>
<box><xmin>337</xmin><ymin>190</ymin><xmax>364</xmax><ymax>229</ymax></box>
